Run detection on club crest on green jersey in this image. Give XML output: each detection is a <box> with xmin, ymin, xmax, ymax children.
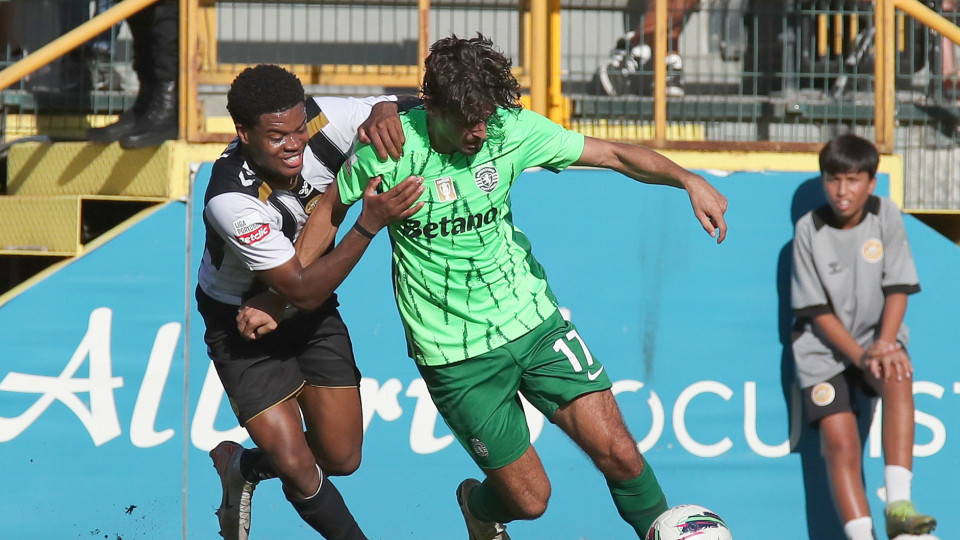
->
<box><xmin>474</xmin><ymin>165</ymin><xmax>499</xmax><ymax>193</ymax></box>
<box><xmin>435</xmin><ymin>176</ymin><xmax>459</xmax><ymax>202</ymax></box>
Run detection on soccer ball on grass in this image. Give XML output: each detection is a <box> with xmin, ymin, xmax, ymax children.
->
<box><xmin>645</xmin><ymin>504</ymin><xmax>732</xmax><ymax>540</ymax></box>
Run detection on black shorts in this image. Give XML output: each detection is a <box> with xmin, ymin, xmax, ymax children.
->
<box><xmin>803</xmin><ymin>368</ymin><xmax>879</xmax><ymax>426</ymax></box>
<box><xmin>196</xmin><ymin>287</ymin><xmax>361</xmax><ymax>425</ymax></box>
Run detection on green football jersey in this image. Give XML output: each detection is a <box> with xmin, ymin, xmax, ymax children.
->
<box><xmin>338</xmin><ymin>106</ymin><xmax>585</xmax><ymax>365</ymax></box>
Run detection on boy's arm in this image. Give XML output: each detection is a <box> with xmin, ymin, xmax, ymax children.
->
<box><xmin>869</xmin><ymin>202</ymin><xmax>918</xmax><ymax>380</ymax></box>
<box><xmin>811</xmin><ymin>313</ymin><xmax>871</xmax><ymax>370</ymax></box>
<box><xmin>873</xmin><ymin>292</ymin><xmax>908</xmax><ymax>349</ymax></box>
<box><xmin>867</xmin><ymin>292</ymin><xmax>913</xmax><ymax>382</ymax></box>
<box><xmin>813</xmin><ymin>294</ymin><xmax>912</xmax><ymax>382</ymax></box>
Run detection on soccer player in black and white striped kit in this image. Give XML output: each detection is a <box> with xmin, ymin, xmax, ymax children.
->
<box><xmin>197</xmin><ymin>64</ymin><xmax>423</xmax><ymax>540</ymax></box>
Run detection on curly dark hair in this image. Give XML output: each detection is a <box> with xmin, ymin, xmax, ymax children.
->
<box><xmin>421</xmin><ymin>34</ymin><xmax>521</xmax><ymax>126</ymax></box>
<box><xmin>226</xmin><ymin>64</ymin><xmax>305</xmax><ymax>128</ymax></box>
<box><xmin>819</xmin><ymin>133</ymin><xmax>879</xmax><ymax>178</ymax></box>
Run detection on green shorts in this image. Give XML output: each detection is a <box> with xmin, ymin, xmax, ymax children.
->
<box><xmin>416</xmin><ymin>311</ymin><xmax>612</xmax><ymax>469</ymax></box>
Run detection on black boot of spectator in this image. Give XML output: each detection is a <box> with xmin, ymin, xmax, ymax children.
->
<box><xmin>87</xmin><ymin>82</ymin><xmax>153</xmax><ymax>143</ymax></box>
<box><xmin>120</xmin><ymin>80</ymin><xmax>178</xmax><ymax>149</ymax></box>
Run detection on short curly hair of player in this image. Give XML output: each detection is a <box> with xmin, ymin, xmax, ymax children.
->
<box><xmin>227</xmin><ymin>64</ymin><xmax>305</xmax><ymax>128</ymax></box>
<box><xmin>421</xmin><ymin>34</ymin><xmax>521</xmax><ymax>127</ymax></box>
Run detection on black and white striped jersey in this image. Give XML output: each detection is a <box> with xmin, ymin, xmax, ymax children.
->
<box><xmin>197</xmin><ymin>95</ymin><xmax>396</xmax><ymax>307</ymax></box>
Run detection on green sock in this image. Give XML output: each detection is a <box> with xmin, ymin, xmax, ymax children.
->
<box><xmin>606</xmin><ymin>458</ymin><xmax>668</xmax><ymax>538</ymax></box>
<box><xmin>468</xmin><ymin>479</ymin><xmax>514</xmax><ymax>524</ymax></box>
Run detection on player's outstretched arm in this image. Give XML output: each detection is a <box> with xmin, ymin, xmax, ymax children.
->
<box><xmin>235</xmin><ymin>182</ymin><xmax>351</xmax><ymax>338</ymax></box>
<box><xmin>236</xmin><ymin>176</ymin><xmax>423</xmax><ymax>339</ymax></box>
<box><xmin>575</xmin><ymin>136</ymin><xmax>728</xmax><ymax>243</ymax></box>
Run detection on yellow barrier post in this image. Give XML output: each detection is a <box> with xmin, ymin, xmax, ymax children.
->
<box><xmin>419</xmin><ymin>0</ymin><xmax>431</xmax><ymax>71</ymax></box>
<box><xmin>653</xmin><ymin>0</ymin><xmax>667</xmax><ymax>145</ymax></box>
<box><xmin>874</xmin><ymin>0</ymin><xmax>890</xmax><ymax>152</ymax></box>
<box><xmin>182</xmin><ymin>0</ymin><xmax>194</xmax><ymax>142</ymax></box>
<box><xmin>882</xmin><ymin>0</ymin><xmax>897</xmax><ymax>153</ymax></box>
<box><xmin>895</xmin><ymin>0</ymin><xmax>960</xmax><ymax>46</ymax></box>
<box><xmin>547</xmin><ymin>0</ymin><xmax>566</xmax><ymax>126</ymax></box>
<box><xmin>530</xmin><ymin>0</ymin><xmax>548</xmax><ymax>116</ymax></box>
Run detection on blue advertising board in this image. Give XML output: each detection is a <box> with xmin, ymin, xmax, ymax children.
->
<box><xmin>2</xmin><ymin>164</ymin><xmax>958</xmax><ymax>539</ymax></box>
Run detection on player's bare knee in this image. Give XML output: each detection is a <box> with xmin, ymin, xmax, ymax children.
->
<box><xmin>822</xmin><ymin>434</ymin><xmax>860</xmax><ymax>464</ymax></box>
<box><xmin>271</xmin><ymin>448</ymin><xmax>320</xmax><ymax>480</ymax></box>
<box><xmin>318</xmin><ymin>452</ymin><xmax>362</xmax><ymax>476</ymax></box>
<box><xmin>594</xmin><ymin>437</ymin><xmax>643</xmax><ymax>479</ymax></box>
<box><xmin>881</xmin><ymin>376</ymin><xmax>913</xmax><ymax>398</ymax></box>
<box><xmin>510</xmin><ymin>492</ymin><xmax>549</xmax><ymax>520</ymax></box>
<box><xmin>498</xmin><ymin>476</ymin><xmax>551</xmax><ymax>519</ymax></box>
<box><xmin>518</xmin><ymin>501</ymin><xmax>548</xmax><ymax>520</ymax></box>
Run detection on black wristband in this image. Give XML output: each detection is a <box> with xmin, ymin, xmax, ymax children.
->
<box><xmin>352</xmin><ymin>222</ymin><xmax>376</xmax><ymax>239</ymax></box>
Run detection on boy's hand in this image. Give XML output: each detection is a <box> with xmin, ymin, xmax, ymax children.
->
<box><xmin>867</xmin><ymin>338</ymin><xmax>900</xmax><ymax>358</ymax></box>
<box><xmin>863</xmin><ymin>340</ymin><xmax>913</xmax><ymax>382</ymax></box>
<box><xmin>358</xmin><ymin>101</ymin><xmax>405</xmax><ymax>160</ymax></box>
<box><xmin>355</xmin><ymin>176</ymin><xmax>425</xmax><ymax>233</ymax></box>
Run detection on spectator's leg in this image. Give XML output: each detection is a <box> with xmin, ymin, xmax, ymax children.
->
<box><xmin>87</xmin><ymin>3</ymin><xmax>157</xmax><ymax>142</ymax></box>
<box><xmin>120</xmin><ymin>0</ymin><xmax>179</xmax><ymax>148</ymax></box>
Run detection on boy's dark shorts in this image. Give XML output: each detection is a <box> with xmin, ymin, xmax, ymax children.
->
<box><xmin>196</xmin><ymin>287</ymin><xmax>360</xmax><ymax>425</ymax></box>
<box><xmin>803</xmin><ymin>368</ymin><xmax>879</xmax><ymax>426</ymax></box>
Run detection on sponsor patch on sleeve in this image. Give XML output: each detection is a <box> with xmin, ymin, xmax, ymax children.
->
<box><xmin>233</xmin><ymin>211</ymin><xmax>271</xmax><ymax>245</ymax></box>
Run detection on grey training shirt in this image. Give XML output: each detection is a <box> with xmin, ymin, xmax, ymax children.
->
<box><xmin>791</xmin><ymin>195</ymin><xmax>920</xmax><ymax>388</ymax></box>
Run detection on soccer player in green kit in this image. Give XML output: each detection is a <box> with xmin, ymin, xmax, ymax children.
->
<box><xmin>313</xmin><ymin>34</ymin><xmax>728</xmax><ymax>539</ymax></box>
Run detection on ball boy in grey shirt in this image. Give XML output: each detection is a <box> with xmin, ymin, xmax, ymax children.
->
<box><xmin>791</xmin><ymin>134</ymin><xmax>935</xmax><ymax>540</ymax></box>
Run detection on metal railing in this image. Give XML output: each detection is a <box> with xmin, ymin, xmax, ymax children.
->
<box><xmin>182</xmin><ymin>0</ymin><xmax>570</xmax><ymax>141</ymax></box>
<box><xmin>1</xmin><ymin>0</ymin><xmax>958</xmax><ymax>207</ymax></box>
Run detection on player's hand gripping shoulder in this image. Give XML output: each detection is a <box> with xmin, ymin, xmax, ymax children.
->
<box><xmin>354</xmin><ymin>175</ymin><xmax>425</xmax><ymax>234</ymax></box>
<box><xmin>358</xmin><ymin>101</ymin><xmax>405</xmax><ymax>161</ymax></box>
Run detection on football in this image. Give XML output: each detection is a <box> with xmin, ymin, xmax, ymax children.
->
<box><xmin>646</xmin><ymin>504</ymin><xmax>733</xmax><ymax>540</ymax></box>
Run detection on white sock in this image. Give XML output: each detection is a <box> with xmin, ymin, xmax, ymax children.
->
<box><xmin>885</xmin><ymin>465</ymin><xmax>913</xmax><ymax>505</ymax></box>
<box><xmin>843</xmin><ymin>516</ymin><xmax>875</xmax><ymax>540</ymax></box>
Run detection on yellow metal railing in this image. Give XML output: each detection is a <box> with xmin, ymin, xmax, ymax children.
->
<box><xmin>0</xmin><ymin>0</ymin><xmax>160</xmax><ymax>92</ymax></box>
<box><xmin>184</xmin><ymin>0</ymin><xmax>563</xmax><ymax>142</ymax></box>
<box><xmin>884</xmin><ymin>0</ymin><xmax>960</xmax><ymax>152</ymax></box>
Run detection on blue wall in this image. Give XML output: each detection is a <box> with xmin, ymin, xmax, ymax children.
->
<box><xmin>2</xmin><ymin>165</ymin><xmax>957</xmax><ymax>539</ymax></box>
